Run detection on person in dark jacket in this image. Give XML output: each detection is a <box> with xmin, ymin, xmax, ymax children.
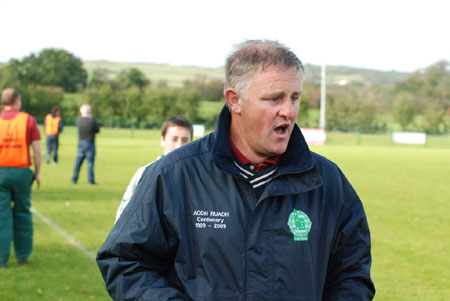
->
<box><xmin>97</xmin><ymin>40</ymin><xmax>375</xmax><ymax>300</ymax></box>
<box><xmin>71</xmin><ymin>104</ymin><xmax>100</xmax><ymax>185</ymax></box>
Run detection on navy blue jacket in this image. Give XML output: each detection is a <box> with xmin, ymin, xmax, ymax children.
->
<box><xmin>97</xmin><ymin>106</ymin><xmax>375</xmax><ymax>300</ymax></box>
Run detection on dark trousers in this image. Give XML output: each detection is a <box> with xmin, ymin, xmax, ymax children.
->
<box><xmin>0</xmin><ymin>167</ymin><xmax>34</xmax><ymax>265</ymax></box>
<box><xmin>46</xmin><ymin>135</ymin><xmax>59</xmax><ymax>163</ymax></box>
<box><xmin>71</xmin><ymin>140</ymin><xmax>96</xmax><ymax>184</ymax></box>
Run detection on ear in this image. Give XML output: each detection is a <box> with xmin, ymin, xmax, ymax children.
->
<box><xmin>160</xmin><ymin>136</ymin><xmax>166</xmax><ymax>149</ymax></box>
<box><xmin>224</xmin><ymin>88</ymin><xmax>242</xmax><ymax>114</ymax></box>
<box><xmin>13</xmin><ymin>97</ymin><xmax>22</xmax><ymax>110</ymax></box>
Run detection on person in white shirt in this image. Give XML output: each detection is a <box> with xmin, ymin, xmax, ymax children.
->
<box><xmin>115</xmin><ymin>115</ymin><xmax>193</xmax><ymax>222</ymax></box>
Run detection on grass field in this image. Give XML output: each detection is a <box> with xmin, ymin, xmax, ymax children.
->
<box><xmin>0</xmin><ymin>126</ymin><xmax>449</xmax><ymax>300</ymax></box>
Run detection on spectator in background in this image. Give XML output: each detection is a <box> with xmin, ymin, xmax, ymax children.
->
<box><xmin>0</xmin><ymin>88</ymin><xmax>41</xmax><ymax>268</ymax></box>
<box><xmin>115</xmin><ymin>115</ymin><xmax>193</xmax><ymax>222</ymax></box>
<box><xmin>71</xmin><ymin>104</ymin><xmax>100</xmax><ymax>185</ymax></box>
<box><xmin>97</xmin><ymin>40</ymin><xmax>374</xmax><ymax>300</ymax></box>
<box><xmin>44</xmin><ymin>106</ymin><xmax>63</xmax><ymax>165</ymax></box>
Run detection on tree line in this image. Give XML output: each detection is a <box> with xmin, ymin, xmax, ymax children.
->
<box><xmin>299</xmin><ymin>61</ymin><xmax>450</xmax><ymax>133</ymax></box>
<box><xmin>0</xmin><ymin>49</ymin><xmax>211</xmax><ymax>127</ymax></box>
<box><xmin>0</xmin><ymin>48</ymin><xmax>449</xmax><ymax>133</ymax></box>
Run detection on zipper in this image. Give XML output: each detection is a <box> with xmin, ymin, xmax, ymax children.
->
<box><xmin>243</xmin><ymin>181</ymin><xmax>258</xmax><ymax>298</ymax></box>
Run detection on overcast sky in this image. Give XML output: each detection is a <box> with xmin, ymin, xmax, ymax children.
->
<box><xmin>1</xmin><ymin>0</ymin><xmax>449</xmax><ymax>72</ymax></box>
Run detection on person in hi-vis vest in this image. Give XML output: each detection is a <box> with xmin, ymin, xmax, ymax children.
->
<box><xmin>44</xmin><ymin>106</ymin><xmax>63</xmax><ymax>165</ymax></box>
<box><xmin>0</xmin><ymin>88</ymin><xmax>41</xmax><ymax>268</ymax></box>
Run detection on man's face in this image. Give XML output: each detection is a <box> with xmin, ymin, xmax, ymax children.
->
<box><xmin>160</xmin><ymin>126</ymin><xmax>192</xmax><ymax>155</ymax></box>
<box><xmin>234</xmin><ymin>66</ymin><xmax>302</xmax><ymax>161</ymax></box>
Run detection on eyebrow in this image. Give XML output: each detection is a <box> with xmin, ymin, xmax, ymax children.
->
<box><xmin>263</xmin><ymin>90</ymin><xmax>302</xmax><ymax>98</ymax></box>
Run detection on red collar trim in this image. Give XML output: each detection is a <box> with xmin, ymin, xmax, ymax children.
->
<box><xmin>229</xmin><ymin>137</ymin><xmax>279</xmax><ymax>171</ymax></box>
<box><xmin>1</xmin><ymin>109</ymin><xmax>20</xmax><ymax>119</ymax></box>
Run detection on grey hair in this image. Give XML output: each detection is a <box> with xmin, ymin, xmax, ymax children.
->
<box><xmin>80</xmin><ymin>104</ymin><xmax>92</xmax><ymax>117</ymax></box>
<box><xmin>224</xmin><ymin>40</ymin><xmax>304</xmax><ymax>100</ymax></box>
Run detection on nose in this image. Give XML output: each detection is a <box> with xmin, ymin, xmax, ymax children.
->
<box><xmin>175</xmin><ymin>140</ymin><xmax>183</xmax><ymax>148</ymax></box>
<box><xmin>279</xmin><ymin>99</ymin><xmax>296</xmax><ymax>120</ymax></box>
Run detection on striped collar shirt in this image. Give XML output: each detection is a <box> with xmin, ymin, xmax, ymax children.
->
<box><xmin>229</xmin><ymin>138</ymin><xmax>279</xmax><ymax>193</ymax></box>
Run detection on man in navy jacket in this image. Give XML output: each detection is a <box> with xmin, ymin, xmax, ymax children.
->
<box><xmin>97</xmin><ymin>40</ymin><xmax>375</xmax><ymax>300</ymax></box>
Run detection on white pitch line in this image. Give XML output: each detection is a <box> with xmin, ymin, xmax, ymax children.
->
<box><xmin>31</xmin><ymin>207</ymin><xmax>96</xmax><ymax>261</ymax></box>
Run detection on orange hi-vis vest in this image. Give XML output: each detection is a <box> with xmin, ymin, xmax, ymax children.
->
<box><xmin>45</xmin><ymin>114</ymin><xmax>61</xmax><ymax>135</ymax></box>
<box><xmin>0</xmin><ymin>112</ymin><xmax>30</xmax><ymax>167</ymax></box>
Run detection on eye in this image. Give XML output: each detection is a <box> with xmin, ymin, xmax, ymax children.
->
<box><xmin>291</xmin><ymin>96</ymin><xmax>299</xmax><ymax>102</ymax></box>
<box><xmin>271</xmin><ymin>97</ymin><xmax>279</xmax><ymax>102</ymax></box>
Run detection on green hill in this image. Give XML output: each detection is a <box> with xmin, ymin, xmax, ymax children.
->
<box><xmin>303</xmin><ymin>64</ymin><xmax>409</xmax><ymax>86</ymax></box>
<box><xmin>83</xmin><ymin>61</ymin><xmax>410</xmax><ymax>87</ymax></box>
<box><xmin>83</xmin><ymin>61</ymin><xmax>224</xmax><ymax>87</ymax></box>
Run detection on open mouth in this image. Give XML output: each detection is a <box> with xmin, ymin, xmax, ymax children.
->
<box><xmin>274</xmin><ymin>125</ymin><xmax>288</xmax><ymax>135</ymax></box>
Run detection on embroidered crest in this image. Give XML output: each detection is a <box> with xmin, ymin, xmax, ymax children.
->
<box><xmin>287</xmin><ymin>209</ymin><xmax>312</xmax><ymax>241</ymax></box>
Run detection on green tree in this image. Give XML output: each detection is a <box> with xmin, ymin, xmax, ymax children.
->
<box><xmin>2</xmin><ymin>49</ymin><xmax>87</xmax><ymax>92</ymax></box>
<box><xmin>116</xmin><ymin>68</ymin><xmax>150</xmax><ymax>89</ymax></box>
<box><xmin>176</xmin><ymin>89</ymin><xmax>200</xmax><ymax>121</ymax></box>
<box><xmin>421</xmin><ymin>60</ymin><xmax>450</xmax><ymax>102</ymax></box>
<box><xmin>302</xmin><ymin>82</ymin><xmax>321</xmax><ymax>109</ymax></box>
<box><xmin>84</xmin><ymin>84</ymin><xmax>119</xmax><ymax>119</ymax></box>
<box><xmin>298</xmin><ymin>97</ymin><xmax>310</xmax><ymax>127</ymax></box>
<box><xmin>422</xmin><ymin>102</ymin><xmax>445</xmax><ymax>133</ymax></box>
<box><xmin>121</xmin><ymin>86</ymin><xmax>148</xmax><ymax>121</ymax></box>
<box><xmin>183</xmin><ymin>75</ymin><xmax>224</xmax><ymax>101</ymax></box>
<box><xmin>395</xmin><ymin>60</ymin><xmax>450</xmax><ymax>112</ymax></box>
<box><xmin>146</xmin><ymin>87</ymin><xmax>181</xmax><ymax>123</ymax></box>
<box><xmin>0</xmin><ymin>71</ymin><xmax>64</xmax><ymax>117</ymax></box>
<box><xmin>353</xmin><ymin>101</ymin><xmax>378</xmax><ymax>130</ymax></box>
<box><xmin>36</xmin><ymin>49</ymin><xmax>87</xmax><ymax>92</ymax></box>
<box><xmin>203</xmin><ymin>79</ymin><xmax>224</xmax><ymax>102</ymax></box>
<box><xmin>89</xmin><ymin>68</ymin><xmax>111</xmax><ymax>87</ymax></box>
<box><xmin>325</xmin><ymin>85</ymin><xmax>380</xmax><ymax>131</ymax></box>
<box><xmin>20</xmin><ymin>85</ymin><xmax>64</xmax><ymax>117</ymax></box>
<box><xmin>392</xmin><ymin>93</ymin><xmax>415</xmax><ymax>130</ymax></box>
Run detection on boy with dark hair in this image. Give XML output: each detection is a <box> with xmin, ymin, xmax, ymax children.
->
<box><xmin>115</xmin><ymin>115</ymin><xmax>193</xmax><ymax>222</ymax></box>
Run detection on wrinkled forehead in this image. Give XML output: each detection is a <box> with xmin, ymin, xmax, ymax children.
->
<box><xmin>249</xmin><ymin>65</ymin><xmax>303</xmax><ymax>88</ymax></box>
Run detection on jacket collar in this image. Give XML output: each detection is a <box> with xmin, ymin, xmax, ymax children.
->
<box><xmin>211</xmin><ymin>105</ymin><xmax>317</xmax><ymax>179</ymax></box>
